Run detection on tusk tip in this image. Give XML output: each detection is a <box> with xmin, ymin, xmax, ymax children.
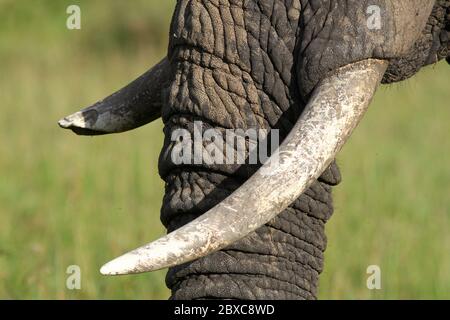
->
<box><xmin>58</xmin><ymin>111</ymin><xmax>108</xmax><ymax>136</ymax></box>
<box><xmin>100</xmin><ymin>263</ymin><xmax>119</xmax><ymax>276</ymax></box>
<box><xmin>58</xmin><ymin>112</ymin><xmax>87</xmax><ymax>130</ymax></box>
<box><xmin>100</xmin><ymin>261</ymin><xmax>127</xmax><ymax>276</ymax></box>
<box><xmin>100</xmin><ymin>259</ymin><xmax>132</xmax><ymax>276</ymax></box>
<box><xmin>100</xmin><ymin>253</ymin><xmax>145</xmax><ymax>276</ymax></box>
<box><xmin>58</xmin><ymin>117</ymin><xmax>73</xmax><ymax>129</ymax></box>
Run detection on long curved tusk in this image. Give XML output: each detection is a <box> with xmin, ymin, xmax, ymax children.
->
<box><xmin>58</xmin><ymin>57</ymin><xmax>170</xmax><ymax>136</ymax></box>
<box><xmin>100</xmin><ymin>59</ymin><xmax>388</xmax><ymax>275</ymax></box>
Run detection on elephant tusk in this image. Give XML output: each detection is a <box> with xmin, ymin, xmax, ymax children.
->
<box><xmin>58</xmin><ymin>57</ymin><xmax>170</xmax><ymax>135</ymax></box>
<box><xmin>100</xmin><ymin>59</ymin><xmax>388</xmax><ymax>275</ymax></box>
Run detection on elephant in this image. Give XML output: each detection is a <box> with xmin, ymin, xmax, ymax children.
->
<box><xmin>58</xmin><ymin>0</ymin><xmax>449</xmax><ymax>300</ymax></box>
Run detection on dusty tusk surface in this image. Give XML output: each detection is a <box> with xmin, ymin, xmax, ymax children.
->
<box><xmin>100</xmin><ymin>59</ymin><xmax>388</xmax><ymax>275</ymax></box>
<box><xmin>58</xmin><ymin>57</ymin><xmax>169</xmax><ymax>136</ymax></box>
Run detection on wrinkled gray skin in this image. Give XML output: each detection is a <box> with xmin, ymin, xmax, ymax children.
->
<box><xmin>154</xmin><ymin>0</ymin><xmax>449</xmax><ymax>299</ymax></box>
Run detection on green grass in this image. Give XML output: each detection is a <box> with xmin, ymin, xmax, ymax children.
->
<box><xmin>0</xmin><ymin>1</ymin><xmax>449</xmax><ymax>299</ymax></box>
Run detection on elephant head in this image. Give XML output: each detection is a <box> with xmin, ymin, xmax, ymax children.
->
<box><xmin>59</xmin><ymin>0</ymin><xmax>449</xmax><ymax>299</ymax></box>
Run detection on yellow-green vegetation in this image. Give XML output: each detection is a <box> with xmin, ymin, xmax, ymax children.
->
<box><xmin>0</xmin><ymin>0</ymin><xmax>449</xmax><ymax>299</ymax></box>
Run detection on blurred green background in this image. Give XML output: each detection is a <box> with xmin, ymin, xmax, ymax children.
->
<box><xmin>0</xmin><ymin>0</ymin><xmax>449</xmax><ymax>299</ymax></box>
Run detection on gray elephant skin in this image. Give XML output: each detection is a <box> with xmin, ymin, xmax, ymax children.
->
<box><xmin>59</xmin><ymin>0</ymin><xmax>450</xmax><ymax>300</ymax></box>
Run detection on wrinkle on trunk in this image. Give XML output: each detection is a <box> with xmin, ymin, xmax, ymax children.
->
<box><xmin>165</xmin><ymin>172</ymin><xmax>338</xmax><ymax>300</ymax></box>
<box><xmin>159</xmin><ymin>0</ymin><xmax>335</xmax><ymax>300</ymax></box>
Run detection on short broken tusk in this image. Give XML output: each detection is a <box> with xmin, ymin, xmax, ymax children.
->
<box><xmin>58</xmin><ymin>57</ymin><xmax>169</xmax><ymax>136</ymax></box>
<box><xmin>100</xmin><ymin>59</ymin><xmax>388</xmax><ymax>276</ymax></box>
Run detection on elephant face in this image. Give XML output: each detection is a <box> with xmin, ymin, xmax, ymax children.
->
<box><xmin>59</xmin><ymin>0</ymin><xmax>449</xmax><ymax>300</ymax></box>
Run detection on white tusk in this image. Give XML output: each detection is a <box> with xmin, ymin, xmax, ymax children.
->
<box><xmin>100</xmin><ymin>59</ymin><xmax>388</xmax><ymax>275</ymax></box>
<box><xmin>58</xmin><ymin>57</ymin><xmax>169</xmax><ymax>136</ymax></box>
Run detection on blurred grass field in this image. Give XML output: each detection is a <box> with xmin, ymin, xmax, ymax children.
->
<box><xmin>0</xmin><ymin>0</ymin><xmax>449</xmax><ymax>299</ymax></box>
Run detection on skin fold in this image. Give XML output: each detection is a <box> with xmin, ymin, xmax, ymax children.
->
<box><xmin>158</xmin><ymin>0</ymin><xmax>449</xmax><ymax>300</ymax></box>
